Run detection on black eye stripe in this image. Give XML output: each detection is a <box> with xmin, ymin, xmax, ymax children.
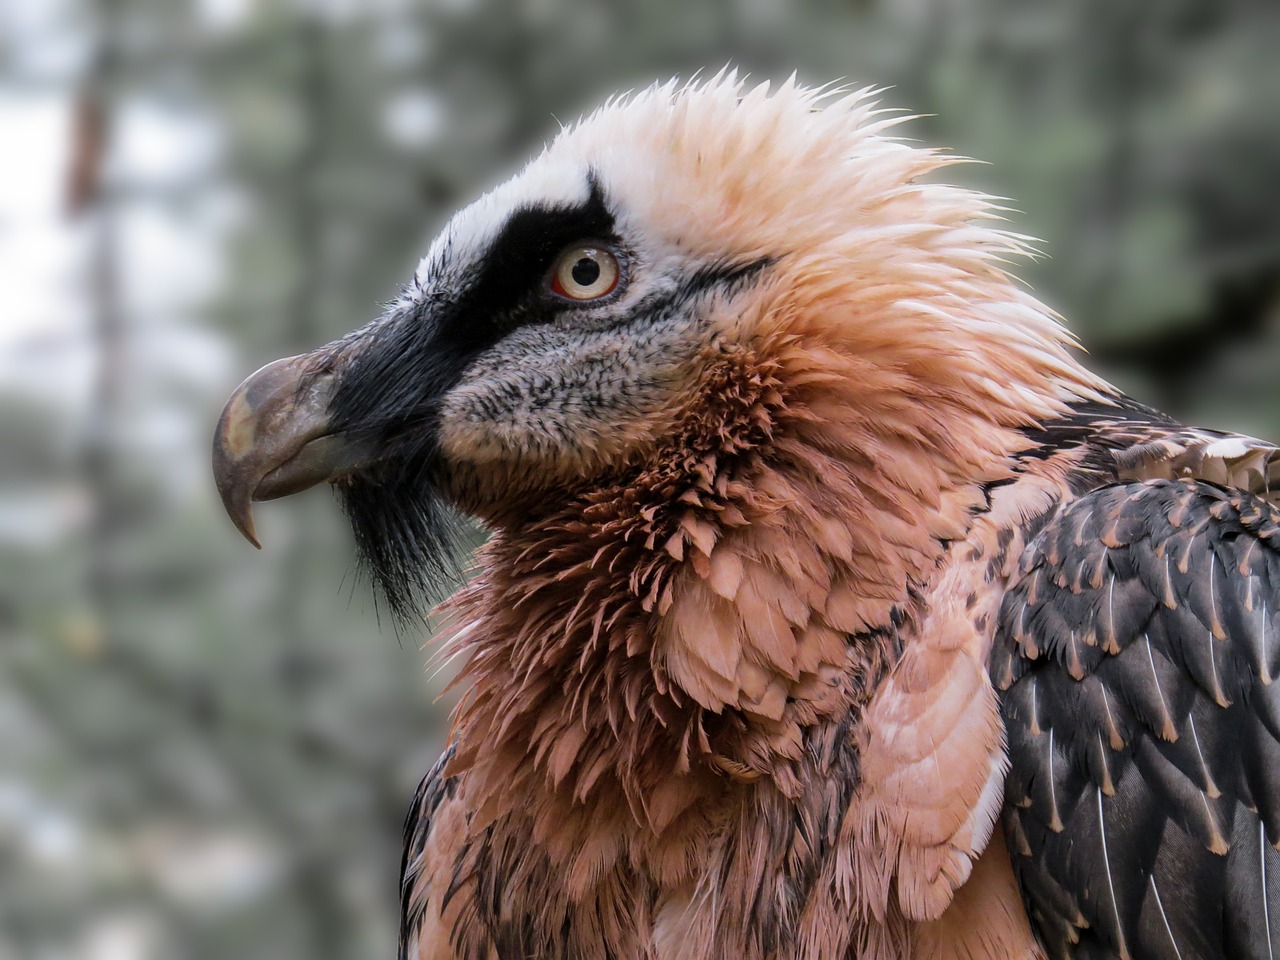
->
<box><xmin>329</xmin><ymin>174</ymin><xmax>618</xmax><ymax>442</ymax></box>
<box><xmin>454</xmin><ymin>172</ymin><xmax>616</xmax><ymax>329</ymax></box>
<box><xmin>328</xmin><ymin>164</ymin><xmax>772</xmax><ymax>465</ymax></box>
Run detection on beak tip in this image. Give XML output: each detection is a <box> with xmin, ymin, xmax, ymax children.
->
<box><xmin>237</xmin><ymin>512</ymin><xmax>264</xmax><ymax>551</ymax></box>
<box><xmin>213</xmin><ymin>442</ymin><xmax>259</xmax><ymax>552</ymax></box>
<box><xmin>215</xmin><ymin>475</ymin><xmax>264</xmax><ymax>549</ymax></box>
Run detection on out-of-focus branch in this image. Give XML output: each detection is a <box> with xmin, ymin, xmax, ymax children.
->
<box><xmin>65</xmin><ymin>89</ymin><xmax>106</xmax><ymax>218</ymax></box>
<box><xmin>274</xmin><ymin>15</ymin><xmax>353</xmax><ymax>959</ymax></box>
<box><xmin>79</xmin><ymin>0</ymin><xmax>125</xmax><ymax>647</ymax></box>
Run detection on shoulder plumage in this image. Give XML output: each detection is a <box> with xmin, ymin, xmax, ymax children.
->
<box><xmin>994</xmin><ymin>478</ymin><xmax>1280</xmax><ymax>959</ymax></box>
<box><xmin>1025</xmin><ymin>396</ymin><xmax>1280</xmax><ymax>504</ymax></box>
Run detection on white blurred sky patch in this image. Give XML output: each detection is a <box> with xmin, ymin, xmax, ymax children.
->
<box><xmin>0</xmin><ymin>47</ymin><xmax>240</xmax><ymax>539</ymax></box>
<box><xmin>76</xmin><ymin>912</ymin><xmax>164</xmax><ymax>960</ymax></box>
<box><xmin>0</xmin><ymin>776</ymin><xmax>84</xmax><ymax>868</ymax></box>
<box><xmin>115</xmin><ymin>98</ymin><xmax>223</xmax><ymax>189</ymax></box>
<box><xmin>0</xmin><ymin>89</ymin><xmax>82</xmax><ymax>356</ymax></box>
<box><xmin>0</xmin><ymin>0</ymin><xmax>88</xmax><ymax>82</ymax></box>
<box><xmin>382</xmin><ymin>88</ymin><xmax>445</xmax><ymax>150</ymax></box>
<box><xmin>136</xmin><ymin>823</ymin><xmax>284</xmax><ymax>915</ymax></box>
<box><xmin>0</xmin><ymin>79</ymin><xmax>236</xmax><ymax>388</ymax></box>
<box><xmin>0</xmin><ymin>487</ymin><xmax>91</xmax><ymax>548</ymax></box>
<box><xmin>195</xmin><ymin>0</ymin><xmax>253</xmax><ymax>34</ymax></box>
<box><xmin>120</xmin><ymin>203</ymin><xmax>224</xmax><ymax>320</ymax></box>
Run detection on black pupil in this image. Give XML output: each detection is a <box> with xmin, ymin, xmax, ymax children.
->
<box><xmin>571</xmin><ymin>256</ymin><xmax>601</xmax><ymax>287</ymax></box>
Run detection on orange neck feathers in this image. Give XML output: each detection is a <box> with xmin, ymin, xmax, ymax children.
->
<box><xmin>434</xmin><ymin>314</ymin><xmax>1057</xmax><ymax>880</ymax></box>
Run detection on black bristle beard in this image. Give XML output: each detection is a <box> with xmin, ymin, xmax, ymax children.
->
<box><xmin>336</xmin><ymin>448</ymin><xmax>467</xmax><ymax>628</ymax></box>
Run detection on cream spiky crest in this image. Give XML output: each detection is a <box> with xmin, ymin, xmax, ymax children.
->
<box><xmin>520</xmin><ymin>72</ymin><xmax>1112</xmax><ymax>420</ymax></box>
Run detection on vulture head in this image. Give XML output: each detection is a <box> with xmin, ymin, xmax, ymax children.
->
<box><xmin>213</xmin><ymin>76</ymin><xmax>1101</xmax><ymax>622</ymax></box>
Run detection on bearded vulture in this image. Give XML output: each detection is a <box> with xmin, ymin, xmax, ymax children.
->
<box><xmin>211</xmin><ymin>77</ymin><xmax>1280</xmax><ymax>960</ymax></box>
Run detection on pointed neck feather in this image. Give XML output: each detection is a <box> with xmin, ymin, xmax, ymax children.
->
<box><xmin>432</xmin><ymin>323</ymin><xmax>1092</xmax><ymax>870</ymax></box>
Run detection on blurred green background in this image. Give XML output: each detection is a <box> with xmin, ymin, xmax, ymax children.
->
<box><xmin>0</xmin><ymin>0</ymin><xmax>1278</xmax><ymax>957</ymax></box>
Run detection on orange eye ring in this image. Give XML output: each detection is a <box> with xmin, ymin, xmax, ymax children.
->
<box><xmin>549</xmin><ymin>245</ymin><xmax>621</xmax><ymax>301</ymax></box>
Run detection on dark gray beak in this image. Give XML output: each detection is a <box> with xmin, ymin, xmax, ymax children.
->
<box><xmin>211</xmin><ymin>354</ymin><xmax>378</xmax><ymax>547</ymax></box>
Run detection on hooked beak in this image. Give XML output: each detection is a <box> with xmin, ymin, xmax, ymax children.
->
<box><xmin>212</xmin><ymin>354</ymin><xmax>378</xmax><ymax>548</ymax></box>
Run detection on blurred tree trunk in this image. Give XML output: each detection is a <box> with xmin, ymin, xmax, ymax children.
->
<box><xmin>80</xmin><ymin>0</ymin><xmax>124</xmax><ymax>650</ymax></box>
<box><xmin>279</xmin><ymin>14</ymin><xmax>349</xmax><ymax>960</ymax></box>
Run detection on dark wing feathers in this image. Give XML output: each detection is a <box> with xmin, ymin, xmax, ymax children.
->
<box><xmin>399</xmin><ymin>744</ymin><xmax>457</xmax><ymax>960</ymax></box>
<box><xmin>995</xmin><ymin>479</ymin><xmax>1280</xmax><ymax>960</ymax></box>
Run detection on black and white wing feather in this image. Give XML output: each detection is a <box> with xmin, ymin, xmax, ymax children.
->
<box><xmin>399</xmin><ymin>745</ymin><xmax>457</xmax><ymax>960</ymax></box>
<box><xmin>993</xmin><ymin>478</ymin><xmax>1280</xmax><ymax>960</ymax></box>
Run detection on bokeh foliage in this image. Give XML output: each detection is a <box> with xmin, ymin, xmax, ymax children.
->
<box><xmin>0</xmin><ymin>0</ymin><xmax>1277</xmax><ymax>957</ymax></box>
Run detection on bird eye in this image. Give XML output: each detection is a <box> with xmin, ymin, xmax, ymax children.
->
<box><xmin>549</xmin><ymin>244</ymin><xmax>621</xmax><ymax>302</ymax></box>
